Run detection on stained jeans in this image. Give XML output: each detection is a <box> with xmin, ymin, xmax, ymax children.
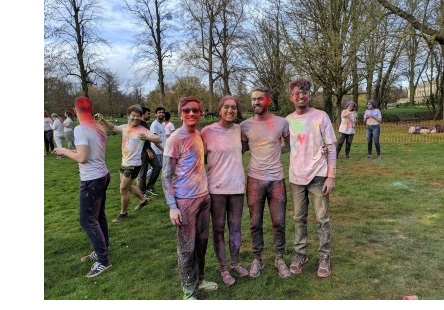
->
<box><xmin>290</xmin><ymin>176</ymin><xmax>331</xmax><ymax>259</ymax></box>
<box><xmin>44</xmin><ymin>130</ymin><xmax>54</xmax><ymax>153</ymax></box>
<box><xmin>210</xmin><ymin>193</ymin><xmax>244</xmax><ymax>273</ymax></box>
<box><xmin>246</xmin><ymin>177</ymin><xmax>287</xmax><ymax>260</ymax></box>
<box><xmin>365</xmin><ymin>124</ymin><xmax>381</xmax><ymax>156</ymax></box>
<box><xmin>336</xmin><ymin>132</ymin><xmax>354</xmax><ymax>157</ymax></box>
<box><xmin>138</xmin><ymin>148</ymin><xmax>161</xmax><ymax>193</ymax></box>
<box><xmin>79</xmin><ymin>173</ymin><xmax>111</xmax><ymax>265</ymax></box>
<box><xmin>176</xmin><ymin>194</ymin><xmax>211</xmax><ymax>300</ymax></box>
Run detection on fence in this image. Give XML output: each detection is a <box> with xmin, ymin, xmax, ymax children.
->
<box><xmin>335</xmin><ymin>120</ymin><xmax>444</xmax><ymax>143</ymax></box>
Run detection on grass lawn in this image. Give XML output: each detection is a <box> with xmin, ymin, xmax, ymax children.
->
<box><xmin>44</xmin><ymin>120</ymin><xmax>444</xmax><ymax>301</ymax></box>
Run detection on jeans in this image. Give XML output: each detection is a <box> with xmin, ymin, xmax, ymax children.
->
<box><xmin>79</xmin><ymin>173</ymin><xmax>111</xmax><ymax>265</ymax></box>
<box><xmin>336</xmin><ymin>133</ymin><xmax>354</xmax><ymax>157</ymax></box>
<box><xmin>210</xmin><ymin>193</ymin><xmax>244</xmax><ymax>273</ymax></box>
<box><xmin>44</xmin><ymin>130</ymin><xmax>54</xmax><ymax>153</ymax></box>
<box><xmin>138</xmin><ymin>149</ymin><xmax>161</xmax><ymax>193</ymax></box>
<box><xmin>176</xmin><ymin>194</ymin><xmax>211</xmax><ymax>299</ymax></box>
<box><xmin>365</xmin><ymin>125</ymin><xmax>381</xmax><ymax>156</ymax></box>
<box><xmin>246</xmin><ymin>177</ymin><xmax>287</xmax><ymax>260</ymax></box>
<box><xmin>290</xmin><ymin>176</ymin><xmax>331</xmax><ymax>259</ymax></box>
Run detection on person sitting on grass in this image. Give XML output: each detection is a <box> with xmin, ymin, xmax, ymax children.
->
<box><xmin>54</xmin><ymin>96</ymin><xmax>112</xmax><ymax>278</ymax></box>
<box><xmin>97</xmin><ymin>105</ymin><xmax>161</xmax><ymax>223</ymax></box>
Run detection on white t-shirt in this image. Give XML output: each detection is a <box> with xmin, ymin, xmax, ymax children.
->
<box><xmin>63</xmin><ymin>117</ymin><xmax>74</xmax><ymax>132</ymax></box>
<box><xmin>74</xmin><ymin>123</ymin><xmax>109</xmax><ymax>181</ymax></box>
<box><xmin>286</xmin><ymin>108</ymin><xmax>337</xmax><ymax>185</ymax></box>
<box><xmin>52</xmin><ymin>119</ymin><xmax>64</xmax><ymax>137</ymax></box>
<box><xmin>201</xmin><ymin>122</ymin><xmax>244</xmax><ymax>194</ymax></box>
<box><xmin>150</xmin><ymin>120</ymin><xmax>166</xmax><ymax>155</ymax></box>
<box><xmin>240</xmin><ymin>115</ymin><xmax>289</xmax><ymax>181</ymax></box>
<box><xmin>164</xmin><ymin>121</ymin><xmax>175</xmax><ymax>138</ymax></box>
<box><xmin>116</xmin><ymin>124</ymin><xmax>153</xmax><ymax>167</ymax></box>
<box><xmin>44</xmin><ymin>117</ymin><xmax>53</xmax><ymax>131</ymax></box>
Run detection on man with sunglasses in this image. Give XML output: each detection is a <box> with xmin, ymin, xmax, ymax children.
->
<box><xmin>240</xmin><ymin>86</ymin><xmax>291</xmax><ymax>279</ymax></box>
<box><xmin>161</xmin><ymin>97</ymin><xmax>218</xmax><ymax>300</ymax></box>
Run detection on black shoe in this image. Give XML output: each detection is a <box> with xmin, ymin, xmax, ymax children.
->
<box><xmin>135</xmin><ymin>199</ymin><xmax>149</xmax><ymax>210</ymax></box>
<box><xmin>112</xmin><ymin>212</ymin><xmax>128</xmax><ymax>223</ymax></box>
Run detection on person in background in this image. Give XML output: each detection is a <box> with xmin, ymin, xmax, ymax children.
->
<box><xmin>162</xmin><ymin>96</ymin><xmax>218</xmax><ymax>300</ymax></box>
<box><xmin>163</xmin><ymin>111</ymin><xmax>176</xmax><ymax>139</ymax></box>
<box><xmin>44</xmin><ymin>110</ymin><xmax>55</xmax><ymax>155</ymax></box>
<box><xmin>138</xmin><ymin>107</ymin><xmax>162</xmax><ymax>199</ymax></box>
<box><xmin>286</xmin><ymin>77</ymin><xmax>336</xmax><ymax>278</ymax></box>
<box><xmin>51</xmin><ymin>113</ymin><xmax>65</xmax><ymax>159</ymax></box>
<box><xmin>240</xmin><ymin>86</ymin><xmax>291</xmax><ymax>279</ymax></box>
<box><xmin>97</xmin><ymin>105</ymin><xmax>161</xmax><ymax>223</ymax></box>
<box><xmin>364</xmin><ymin>99</ymin><xmax>382</xmax><ymax>159</ymax></box>
<box><xmin>53</xmin><ymin>96</ymin><xmax>112</xmax><ymax>278</ymax></box>
<box><xmin>150</xmin><ymin>107</ymin><xmax>167</xmax><ymax>172</ymax></box>
<box><xmin>201</xmin><ymin>95</ymin><xmax>249</xmax><ymax>286</ymax></box>
<box><xmin>64</xmin><ymin>110</ymin><xmax>76</xmax><ymax>150</ymax></box>
<box><xmin>336</xmin><ymin>100</ymin><xmax>358</xmax><ymax>159</ymax></box>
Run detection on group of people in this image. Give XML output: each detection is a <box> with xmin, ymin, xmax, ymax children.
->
<box><xmin>51</xmin><ymin>76</ymin><xmax>382</xmax><ymax>299</ymax></box>
<box><xmin>44</xmin><ymin>109</ymin><xmax>76</xmax><ymax>158</ymax></box>
<box><xmin>160</xmin><ymin>77</ymin><xmax>337</xmax><ymax>300</ymax></box>
<box><xmin>336</xmin><ymin>98</ymin><xmax>382</xmax><ymax>159</ymax></box>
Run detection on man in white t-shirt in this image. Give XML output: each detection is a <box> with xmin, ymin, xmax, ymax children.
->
<box><xmin>98</xmin><ymin>105</ymin><xmax>161</xmax><ymax>223</ymax></box>
<box><xmin>150</xmin><ymin>107</ymin><xmax>167</xmax><ymax>168</ymax></box>
<box><xmin>286</xmin><ymin>77</ymin><xmax>337</xmax><ymax>278</ymax></box>
<box><xmin>54</xmin><ymin>96</ymin><xmax>112</xmax><ymax>278</ymax></box>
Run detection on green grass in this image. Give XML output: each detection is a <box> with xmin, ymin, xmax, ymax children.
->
<box><xmin>44</xmin><ymin>121</ymin><xmax>444</xmax><ymax>300</ymax></box>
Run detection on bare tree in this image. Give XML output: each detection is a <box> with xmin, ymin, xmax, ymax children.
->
<box><xmin>124</xmin><ymin>0</ymin><xmax>175</xmax><ymax>105</ymax></box>
<box><xmin>44</xmin><ymin>0</ymin><xmax>109</xmax><ymax>98</ymax></box>
<box><xmin>99</xmin><ymin>70</ymin><xmax>121</xmax><ymax>117</ymax></box>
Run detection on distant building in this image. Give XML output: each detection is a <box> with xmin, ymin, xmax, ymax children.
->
<box><xmin>399</xmin><ymin>81</ymin><xmax>437</xmax><ymax>104</ymax></box>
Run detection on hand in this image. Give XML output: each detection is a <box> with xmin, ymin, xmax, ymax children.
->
<box><xmin>147</xmin><ymin>149</ymin><xmax>154</xmax><ymax>159</ymax></box>
<box><xmin>322</xmin><ymin>177</ymin><xmax>335</xmax><ymax>195</ymax></box>
<box><xmin>53</xmin><ymin>147</ymin><xmax>64</xmax><ymax>156</ymax></box>
<box><xmin>138</xmin><ymin>133</ymin><xmax>146</xmax><ymax>140</ymax></box>
<box><xmin>169</xmin><ymin>208</ymin><xmax>182</xmax><ymax>226</ymax></box>
<box><xmin>94</xmin><ymin>113</ymin><xmax>103</xmax><ymax>121</ymax></box>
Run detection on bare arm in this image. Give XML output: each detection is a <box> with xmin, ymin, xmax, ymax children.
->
<box><xmin>54</xmin><ymin>145</ymin><xmax>89</xmax><ymax>164</ymax></box>
<box><xmin>322</xmin><ymin>143</ymin><xmax>337</xmax><ymax>195</ymax></box>
<box><xmin>241</xmin><ymin>140</ymin><xmax>249</xmax><ymax>154</ymax></box>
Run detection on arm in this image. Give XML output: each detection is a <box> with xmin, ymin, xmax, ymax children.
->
<box><xmin>54</xmin><ymin>145</ymin><xmax>89</xmax><ymax>164</ymax></box>
<box><xmin>161</xmin><ymin>156</ymin><xmax>182</xmax><ymax>225</ymax></box>
<box><xmin>141</xmin><ymin>133</ymin><xmax>161</xmax><ymax>144</ymax></box>
<box><xmin>241</xmin><ymin>140</ymin><xmax>249</xmax><ymax>154</ymax></box>
<box><xmin>153</xmin><ymin>142</ymin><xmax>164</xmax><ymax>152</ymax></box>
<box><xmin>281</xmin><ymin>134</ymin><xmax>290</xmax><ymax>154</ymax></box>
<box><xmin>322</xmin><ymin>143</ymin><xmax>336</xmax><ymax>195</ymax></box>
<box><xmin>96</xmin><ymin>115</ymin><xmax>119</xmax><ymax>132</ymax></box>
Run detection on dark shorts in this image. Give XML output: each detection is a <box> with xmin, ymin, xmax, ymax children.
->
<box><xmin>120</xmin><ymin>165</ymin><xmax>142</xmax><ymax>179</ymax></box>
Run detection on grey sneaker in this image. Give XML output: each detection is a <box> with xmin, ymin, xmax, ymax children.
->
<box><xmin>146</xmin><ymin>188</ymin><xmax>159</xmax><ymax>196</ymax></box>
<box><xmin>249</xmin><ymin>258</ymin><xmax>264</xmax><ymax>278</ymax></box>
<box><xmin>231</xmin><ymin>264</ymin><xmax>249</xmax><ymax>277</ymax></box>
<box><xmin>135</xmin><ymin>199</ymin><xmax>148</xmax><ymax>210</ymax></box>
<box><xmin>85</xmin><ymin>261</ymin><xmax>112</xmax><ymax>278</ymax></box>
<box><xmin>112</xmin><ymin>212</ymin><xmax>128</xmax><ymax>223</ymax></box>
<box><xmin>290</xmin><ymin>254</ymin><xmax>308</xmax><ymax>274</ymax></box>
<box><xmin>198</xmin><ymin>280</ymin><xmax>218</xmax><ymax>292</ymax></box>
<box><xmin>275</xmin><ymin>258</ymin><xmax>290</xmax><ymax>278</ymax></box>
<box><xmin>221</xmin><ymin>270</ymin><xmax>235</xmax><ymax>286</ymax></box>
<box><xmin>317</xmin><ymin>258</ymin><xmax>331</xmax><ymax>278</ymax></box>
<box><xmin>80</xmin><ymin>251</ymin><xmax>97</xmax><ymax>262</ymax></box>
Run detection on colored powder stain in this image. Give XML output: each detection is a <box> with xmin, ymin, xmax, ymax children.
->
<box><xmin>297</xmin><ymin>134</ymin><xmax>306</xmax><ymax>143</ymax></box>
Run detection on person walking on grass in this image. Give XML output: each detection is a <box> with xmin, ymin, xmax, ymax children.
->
<box><xmin>97</xmin><ymin>105</ymin><xmax>161</xmax><ymax>223</ymax></box>
<box><xmin>64</xmin><ymin>110</ymin><xmax>76</xmax><ymax>150</ymax></box>
<box><xmin>162</xmin><ymin>96</ymin><xmax>218</xmax><ymax>300</ymax></box>
<box><xmin>286</xmin><ymin>77</ymin><xmax>336</xmax><ymax>278</ymax></box>
<box><xmin>240</xmin><ymin>86</ymin><xmax>291</xmax><ymax>279</ymax></box>
<box><xmin>201</xmin><ymin>95</ymin><xmax>249</xmax><ymax>286</ymax></box>
<box><xmin>138</xmin><ymin>106</ymin><xmax>162</xmax><ymax>199</ymax></box>
<box><xmin>53</xmin><ymin>96</ymin><xmax>112</xmax><ymax>278</ymax></box>
<box><xmin>51</xmin><ymin>113</ymin><xmax>65</xmax><ymax>159</ymax></box>
<box><xmin>364</xmin><ymin>99</ymin><xmax>382</xmax><ymax>159</ymax></box>
<box><xmin>150</xmin><ymin>107</ymin><xmax>167</xmax><ymax>173</ymax></box>
<box><xmin>336</xmin><ymin>100</ymin><xmax>358</xmax><ymax>159</ymax></box>
<box><xmin>44</xmin><ymin>110</ymin><xmax>54</xmax><ymax>155</ymax></box>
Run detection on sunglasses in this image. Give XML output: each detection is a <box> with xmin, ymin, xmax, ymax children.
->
<box><xmin>181</xmin><ymin>108</ymin><xmax>201</xmax><ymax>114</ymax></box>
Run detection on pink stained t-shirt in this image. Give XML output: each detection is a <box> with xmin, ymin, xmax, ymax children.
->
<box><xmin>163</xmin><ymin>126</ymin><xmax>208</xmax><ymax>199</ymax></box>
<box><xmin>240</xmin><ymin>115</ymin><xmax>289</xmax><ymax>181</ymax></box>
<box><xmin>201</xmin><ymin>122</ymin><xmax>245</xmax><ymax>195</ymax></box>
<box><xmin>116</xmin><ymin>124</ymin><xmax>152</xmax><ymax>167</ymax></box>
<box><xmin>286</xmin><ymin>108</ymin><xmax>337</xmax><ymax>185</ymax></box>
